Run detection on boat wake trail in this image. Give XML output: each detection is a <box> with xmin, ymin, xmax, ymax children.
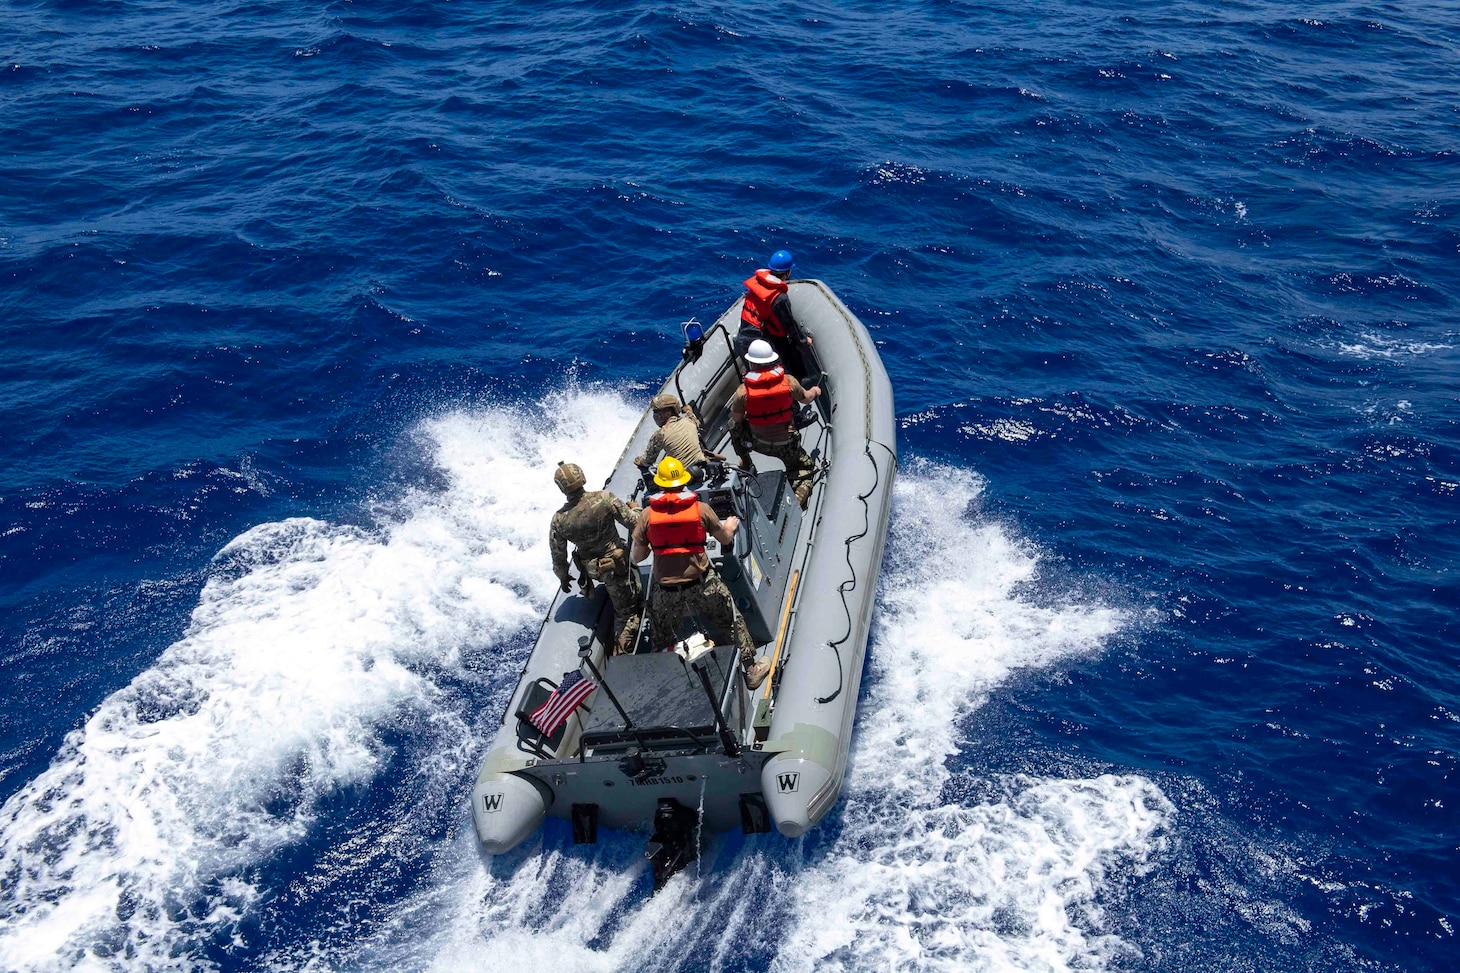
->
<box><xmin>0</xmin><ymin>390</ymin><xmax>1172</xmax><ymax>972</ymax></box>
<box><xmin>344</xmin><ymin>453</ymin><xmax>1174</xmax><ymax>972</ymax></box>
<box><xmin>774</xmin><ymin>462</ymin><xmax>1173</xmax><ymax>971</ymax></box>
<box><xmin>0</xmin><ymin>389</ymin><xmax>643</xmax><ymax>973</ymax></box>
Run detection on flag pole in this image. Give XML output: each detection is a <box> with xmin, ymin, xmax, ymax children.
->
<box><xmin>691</xmin><ymin>658</ymin><xmax>741</xmax><ymax>757</ymax></box>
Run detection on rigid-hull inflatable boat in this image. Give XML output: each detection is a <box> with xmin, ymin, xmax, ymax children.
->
<box><xmin>471</xmin><ymin>280</ymin><xmax>896</xmax><ymax>885</ymax></box>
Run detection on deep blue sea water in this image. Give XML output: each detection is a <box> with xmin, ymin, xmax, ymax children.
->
<box><xmin>2</xmin><ymin>1</ymin><xmax>1457</xmax><ymax>970</ymax></box>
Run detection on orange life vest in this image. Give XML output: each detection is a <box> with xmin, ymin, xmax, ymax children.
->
<box><xmin>646</xmin><ymin>491</ymin><xmax>706</xmax><ymax>555</ymax></box>
<box><xmin>744</xmin><ymin>366</ymin><xmax>794</xmax><ymax>428</ymax></box>
<box><xmin>739</xmin><ymin>269</ymin><xmax>788</xmax><ymax>339</ymax></box>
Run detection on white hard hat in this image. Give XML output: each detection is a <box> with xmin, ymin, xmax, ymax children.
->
<box><xmin>744</xmin><ymin>339</ymin><xmax>779</xmax><ymax>365</ymax></box>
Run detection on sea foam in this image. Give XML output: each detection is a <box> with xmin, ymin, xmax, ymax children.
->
<box><xmin>332</xmin><ymin>457</ymin><xmax>1173</xmax><ymax>973</ymax></box>
<box><xmin>0</xmin><ymin>389</ymin><xmax>641</xmax><ymax>972</ymax></box>
<box><xmin>0</xmin><ymin>393</ymin><xmax>1170</xmax><ymax>972</ymax></box>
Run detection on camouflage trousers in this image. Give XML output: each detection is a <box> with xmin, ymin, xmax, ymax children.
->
<box><xmin>585</xmin><ymin>555</ymin><xmax>642</xmax><ymax>655</ymax></box>
<box><xmin>733</xmin><ymin>427</ymin><xmax>815</xmax><ymax>501</ymax></box>
<box><xmin>647</xmin><ymin>570</ymin><xmax>756</xmax><ymax>663</ymax></box>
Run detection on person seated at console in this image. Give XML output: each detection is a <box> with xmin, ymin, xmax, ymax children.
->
<box><xmin>634</xmin><ymin>393</ymin><xmax>706</xmax><ymax>470</ymax></box>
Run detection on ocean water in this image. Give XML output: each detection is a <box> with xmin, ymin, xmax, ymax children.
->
<box><xmin>1</xmin><ymin>1</ymin><xmax>1456</xmax><ymax>970</ymax></box>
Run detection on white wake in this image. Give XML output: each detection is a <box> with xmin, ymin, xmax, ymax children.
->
<box><xmin>0</xmin><ymin>389</ymin><xmax>642</xmax><ymax>973</ymax></box>
<box><xmin>337</xmin><ymin>457</ymin><xmax>1174</xmax><ymax>973</ymax></box>
<box><xmin>0</xmin><ymin>391</ymin><xmax>1173</xmax><ymax>973</ymax></box>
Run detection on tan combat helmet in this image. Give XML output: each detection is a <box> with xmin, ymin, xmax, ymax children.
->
<box><xmin>554</xmin><ymin>461</ymin><xmax>586</xmax><ymax>495</ymax></box>
<box><xmin>651</xmin><ymin>393</ymin><xmax>680</xmax><ymax>412</ymax></box>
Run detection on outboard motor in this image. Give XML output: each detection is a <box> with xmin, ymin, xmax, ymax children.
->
<box><xmin>645</xmin><ymin>798</ymin><xmax>701</xmax><ymax>890</ymax></box>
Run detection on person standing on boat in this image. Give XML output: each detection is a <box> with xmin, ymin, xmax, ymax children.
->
<box><xmin>632</xmin><ymin>393</ymin><xmax>707</xmax><ymax>469</ymax></box>
<box><xmin>549</xmin><ymin>461</ymin><xmax>642</xmax><ymax>656</ymax></box>
<box><xmin>733</xmin><ymin>249</ymin><xmax>814</xmax><ymax>380</ymax></box>
<box><xmin>729</xmin><ymin>340</ymin><xmax>821</xmax><ymax>509</ymax></box>
<box><xmin>630</xmin><ymin>457</ymin><xmax>770</xmax><ymax>690</ymax></box>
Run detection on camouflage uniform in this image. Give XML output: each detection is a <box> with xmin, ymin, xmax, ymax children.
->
<box><xmin>732</xmin><ymin>425</ymin><xmax>815</xmax><ymax>504</ymax></box>
<box><xmin>647</xmin><ymin>571</ymin><xmax>756</xmax><ymax>664</ymax></box>
<box><xmin>630</xmin><ymin>495</ymin><xmax>758</xmax><ymax>665</ymax></box>
<box><xmin>634</xmin><ymin>412</ymin><xmax>706</xmax><ymax>468</ymax></box>
<box><xmin>728</xmin><ymin>374</ymin><xmax>818</xmax><ymax>506</ymax></box>
<box><xmin>550</xmin><ymin>490</ymin><xmax>642</xmax><ymax>655</ymax></box>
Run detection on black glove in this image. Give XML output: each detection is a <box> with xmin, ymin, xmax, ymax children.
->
<box><xmin>559</xmin><ymin>576</ymin><xmax>573</xmax><ymax>594</ymax></box>
<box><xmin>579</xmin><ymin>577</ymin><xmax>595</xmax><ymax>595</ymax></box>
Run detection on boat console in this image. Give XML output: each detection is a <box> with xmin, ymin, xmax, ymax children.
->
<box><xmin>627</xmin><ymin>461</ymin><xmax>804</xmax><ymax>649</ymax></box>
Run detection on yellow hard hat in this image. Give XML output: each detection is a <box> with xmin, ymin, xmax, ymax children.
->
<box><xmin>654</xmin><ymin>456</ymin><xmax>692</xmax><ymax>489</ymax></box>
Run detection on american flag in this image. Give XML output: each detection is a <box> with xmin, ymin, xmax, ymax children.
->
<box><xmin>528</xmin><ymin>669</ymin><xmax>598</xmax><ymax>736</ymax></box>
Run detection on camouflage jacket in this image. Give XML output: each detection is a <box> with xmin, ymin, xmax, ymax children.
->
<box><xmin>633</xmin><ymin>413</ymin><xmax>705</xmax><ymax>467</ymax></box>
<box><xmin>550</xmin><ymin>490</ymin><xmax>639</xmax><ymax>581</ymax></box>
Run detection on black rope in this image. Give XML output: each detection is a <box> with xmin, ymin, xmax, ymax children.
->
<box><xmin>816</xmin><ymin>438</ymin><xmax>881</xmax><ymax>705</ymax></box>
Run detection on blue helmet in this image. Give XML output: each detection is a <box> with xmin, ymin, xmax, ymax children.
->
<box><xmin>768</xmin><ymin>249</ymin><xmax>795</xmax><ymax>273</ymax></box>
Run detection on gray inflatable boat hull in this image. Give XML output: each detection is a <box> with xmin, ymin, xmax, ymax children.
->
<box><xmin>471</xmin><ymin>279</ymin><xmax>895</xmax><ymax>854</ymax></box>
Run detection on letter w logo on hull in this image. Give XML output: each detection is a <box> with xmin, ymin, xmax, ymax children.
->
<box><xmin>482</xmin><ymin>793</ymin><xmax>504</xmax><ymax>813</ymax></box>
<box><xmin>776</xmin><ymin>772</ymin><xmax>800</xmax><ymax>794</ymax></box>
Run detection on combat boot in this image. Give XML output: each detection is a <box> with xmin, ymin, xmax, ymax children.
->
<box><xmin>794</xmin><ymin>482</ymin><xmax>811</xmax><ymax>509</ymax></box>
<box><xmin>743</xmin><ymin>656</ymin><xmax>771</xmax><ymax>690</ymax></box>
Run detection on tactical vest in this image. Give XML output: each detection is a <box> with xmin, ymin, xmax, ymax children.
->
<box><xmin>744</xmin><ymin>366</ymin><xmax>794</xmax><ymax>428</ymax></box>
<box><xmin>646</xmin><ymin>491</ymin><xmax>706</xmax><ymax>555</ymax></box>
<box><xmin>739</xmin><ymin>270</ymin><xmax>788</xmax><ymax>339</ymax></box>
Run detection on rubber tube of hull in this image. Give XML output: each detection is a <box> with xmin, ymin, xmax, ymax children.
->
<box><xmin>758</xmin><ymin>280</ymin><xmax>896</xmax><ymax>838</ymax></box>
<box><xmin>472</xmin><ymin>772</ymin><xmax>548</xmax><ymax>854</ymax></box>
<box><xmin>760</xmin><ymin>756</ymin><xmax>832</xmax><ymax>837</ymax></box>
